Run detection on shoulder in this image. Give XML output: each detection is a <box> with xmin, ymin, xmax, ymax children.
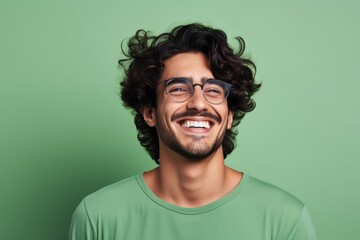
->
<box><xmin>87</xmin><ymin>175</ymin><xmax>139</xmax><ymax>200</ymax></box>
<box><xmin>242</xmin><ymin>174</ymin><xmax>305</xmax><ymax>216</ymax></box>
<box><xmin>69</xmin><ymin>175</ymin><xmax>143</xmax><ymax>239</ymax></box>
<box><xmin>236</xmin><ymin>174</ymin><xmax>317</xmax><ymax>239</ymax></box>
<box><xmin>246</xmin><ymin>174</ymin><xmax>304</xmax><ymax>205</ymax></box>
<box><xmin>79</xmin><ymin>174</ymin><xmax>142</xmax><ymax>216</ymax></box>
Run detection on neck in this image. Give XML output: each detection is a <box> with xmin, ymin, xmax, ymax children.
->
<box><xmin>144</xmin><ymin>148</ymin><xmax>242</xmax><ymax>208</ymax></box>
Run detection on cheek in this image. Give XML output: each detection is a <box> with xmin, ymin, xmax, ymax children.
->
<box><xmin>155</xmin><ymin>103</ymin><xmax>176</xmax><ymax>126</ymax></box>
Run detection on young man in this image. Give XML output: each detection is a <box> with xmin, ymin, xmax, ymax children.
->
<box><xmin>69</xmin><ymin>23</ymin><xmax>317</xmax><ymax>239</ymax></box>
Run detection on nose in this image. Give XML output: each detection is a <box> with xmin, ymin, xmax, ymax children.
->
<box><xmin>185</xmin><ymin>85</ymin><xmax>208</xmax><ymax>111</ymax></box>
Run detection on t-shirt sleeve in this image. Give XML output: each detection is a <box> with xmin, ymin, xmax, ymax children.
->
<box><xmin>287</xmin><ymin>206</ymin><xmax>317</xmax><ymax>240</ymax></box>
<box><xmin>68</xmin><ymin>199</ymin><xmax>96</xmax><ymax>240</ymax></box>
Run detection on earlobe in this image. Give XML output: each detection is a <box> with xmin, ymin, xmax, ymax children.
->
<box><xmin>227</xmin><ymin>111</ymin><xmax>234</xmax><ymax>129</ymax></box>
<box><xmin>141</xmin><ymin>106</ymin><xmax>156</xmax><ymax>127</ymax></box>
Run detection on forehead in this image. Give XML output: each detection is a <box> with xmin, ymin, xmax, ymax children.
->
<box><xmin>161</xmin><ymin>52</ymin><xmax>213</xmax><ymax>81</ymax></box>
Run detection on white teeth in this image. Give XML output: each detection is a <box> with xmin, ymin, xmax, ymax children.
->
<box><xmin>182</xmin><ymin>121</ymin><xmax>210</xmax><ymax>129</ymax></box>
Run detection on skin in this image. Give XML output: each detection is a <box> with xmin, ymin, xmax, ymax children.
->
<box><xmin>142</xmin><ymin>52</ymin><xmax>242</xmax><ymax>208</ymax></box>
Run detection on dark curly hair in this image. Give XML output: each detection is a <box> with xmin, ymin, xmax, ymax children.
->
<box><xmin>119</xmin><ymin>23</ymin><xmax>261</xmax><ymax>164</ymax></box>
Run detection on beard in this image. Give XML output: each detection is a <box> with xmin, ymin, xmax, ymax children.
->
<box><xmin>165</xmin><ymin>133</ymin><xmax>225</xmax><ymax>161</ymax></box>
<box><xmin>156</xmin><ymin>120</ymin><xmax>227</xmax><ymax>161</ymax></box>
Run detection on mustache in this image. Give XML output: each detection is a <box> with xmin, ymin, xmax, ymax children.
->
<box><xmin>171</xmin><ymin>110</ymin><xmax>221</xmax><ymax>123</ymax></box>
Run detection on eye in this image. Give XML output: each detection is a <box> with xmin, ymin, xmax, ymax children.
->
<box><xmin>205</xmin><ymin>88</ymin><xmax>222</xmax><ymax>94</ymax></box>
<box><xmin>167</xmin><ymin>83</ymin><xmax>190</xmax><ymax>96</ymax></box>
<box><xmin>204</xmin><ymin>85</ymin><xmax>224</xmax><ymax>97</ymax></box>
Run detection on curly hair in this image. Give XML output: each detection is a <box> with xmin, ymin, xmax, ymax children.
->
<box><xmin>119</xmin><ymin>23</ymin><xmax>261</xmax><ymax>164</ymax></box>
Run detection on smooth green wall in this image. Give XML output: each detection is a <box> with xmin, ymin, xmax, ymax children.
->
<box><xmin>1</xmin><ymin>1</ymin><xmax>359</xmax><ymax>239</ymax></box>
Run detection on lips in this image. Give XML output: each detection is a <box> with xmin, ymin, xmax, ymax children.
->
<box><xmin>180</xmin><ymin>120</ymin><xmax>211</xmax><ymax>129</ymax></box>
<box><xmin>171</xmin><ymin>110</ymin><xmax>221</xmax><ymax>124</ymax></box>
<box><xmin>171</xmin><ymin>110</ymin><xmax>220</xmax><ymax>133</ymax></box>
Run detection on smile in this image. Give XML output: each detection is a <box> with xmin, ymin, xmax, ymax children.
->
<box><xmin>180</xmin><ymin>120</ymin><xmax>211</xmax><ymax>129</ymax></box>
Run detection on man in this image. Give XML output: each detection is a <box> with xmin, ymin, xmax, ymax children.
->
<box><xmin>69</xmin><ymin>23</ymin><xmax>317</xmax><ymax>239</ymax></box>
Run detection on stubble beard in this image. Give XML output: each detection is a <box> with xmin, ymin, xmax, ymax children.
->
<box><xmin>156</xmin><ymin>109</ymin><xmax>228</xmax><ymax>162</ymax></box>
<box><xmin>159</xmin><ymin>125</ymin><xmax>227</xmax><ymax>162</ymax></box>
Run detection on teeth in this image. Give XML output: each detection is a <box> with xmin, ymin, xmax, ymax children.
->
<box><xmin>182</xmin><ymin>121</ymin><xmax>210</xmax><ymax>129</ymax></box>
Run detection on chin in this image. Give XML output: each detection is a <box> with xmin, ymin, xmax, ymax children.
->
<box><xmin>172</xmin><ymin>141</ymin><xmax>222</xmax><ymax>161</ymax></box>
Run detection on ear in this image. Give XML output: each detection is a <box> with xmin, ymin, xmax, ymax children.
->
<box><xmin>141</xmin><ymin>106</ymin><xmax>156</xmax><ymax>127</ymax></box>
<box><xmin>226</xmin><ymin>111</ymin><xmax>234</xmax><ymax>129</ymax></box>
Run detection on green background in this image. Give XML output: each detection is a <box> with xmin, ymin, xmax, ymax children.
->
<box><xmin>1</xmin><ymin>0</ymin><xmax>359</xmax><ymax>239</ymax></box>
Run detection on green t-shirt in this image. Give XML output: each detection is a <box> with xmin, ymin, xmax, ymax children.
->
<box><xmin>69</xmin><ymin>173</ymin><xmax>317</xmax><ymax>240</ymax></box>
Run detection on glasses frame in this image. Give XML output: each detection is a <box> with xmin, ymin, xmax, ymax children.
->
<box><xmin>156</xmin><ymin>77</ymin><xmax>232</xmax><ymax>105</ymax></box>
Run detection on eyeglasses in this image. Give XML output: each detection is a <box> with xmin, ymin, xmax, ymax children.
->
<box><xmin>156</xmin><ymin>77</ymin><xmax>232</xmax><ymax>104</ymax></box>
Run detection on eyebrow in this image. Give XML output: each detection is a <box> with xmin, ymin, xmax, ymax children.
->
<box><xmin>200</xmin><ymin>77</ymin><xmax>209</xmax><ymax>84</ymax></box>
<box><xmin>169</xmin><ymin>77</ymin><xmax>210</xmax><ymax>84</ymax></box>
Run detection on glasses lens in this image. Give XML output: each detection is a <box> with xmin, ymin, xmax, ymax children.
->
<box><xmin>165</xmin><ymin>78</ymin><xmax>192</xmax><ymax>102</ymax></box>
<box><xmin>203</xmin><ymin>79</ymin><xmax>230</xmax><ymax>104</ymax></box>
<box><xmin>164</xmin><ymin>78</ymin><xmax>231</xmax><ymax>104</ymax></box>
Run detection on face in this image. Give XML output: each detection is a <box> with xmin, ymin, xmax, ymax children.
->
<box><xmin>143</xmin><ymin>52</ymin><xmax>233</xmax><ymax>161</ymax></box>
